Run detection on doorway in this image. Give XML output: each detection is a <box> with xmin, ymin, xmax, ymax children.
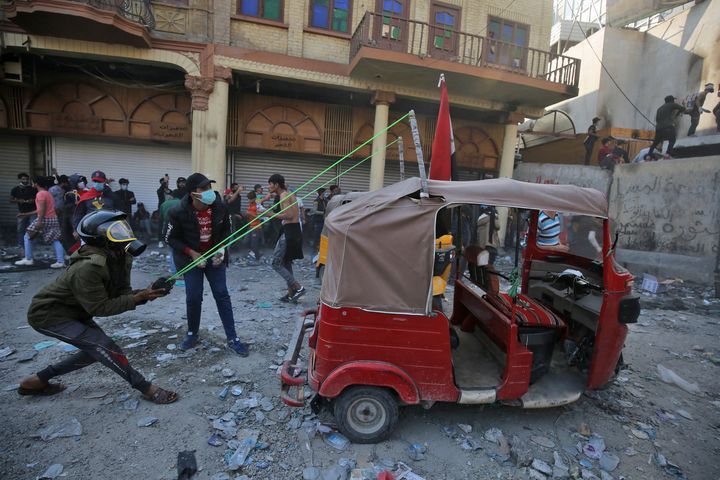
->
<box><xmin>374</xmin><ymin>0</ymin><xmax>411</xmax><ymax>52</ymax></box>
<box><xmin>428</xmin><ymin>2</ymin><xmax>461</xmax><ymax>59</ymax></box>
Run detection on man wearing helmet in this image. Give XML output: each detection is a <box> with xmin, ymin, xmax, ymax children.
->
<box><xmin>16</xmin><ymin>210</ymin><xmax>178</xmax><ymax>404</ymax></box>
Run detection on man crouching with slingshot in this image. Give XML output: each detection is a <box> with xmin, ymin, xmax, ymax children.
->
<box><xmin>18</xmin><ymin>210</ymin><xmax>178</xmax><ymax>404</ymax></box>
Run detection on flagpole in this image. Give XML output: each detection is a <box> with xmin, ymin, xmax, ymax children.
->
<box><xmin>408</xmin><ymin>110</ymin><xmax>429</xmax><ymax>198</ymax></box>
<box><xmin>398</xmin><ymin>136</ymin><xmax>405</xmax><ymax>182</ymax></box>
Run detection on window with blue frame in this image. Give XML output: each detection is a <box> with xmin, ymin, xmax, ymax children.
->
<box><xmin>310</xmin><ymin>0</ymin><xmax>351</xmax><ymax>33</ymax></box>
<box><xmin>239</xmin><ymin>0</ymin><xmax>283</xmax><ymax>22</ymax></box>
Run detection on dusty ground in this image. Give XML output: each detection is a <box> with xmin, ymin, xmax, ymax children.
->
<box><xmin>0</xmin><ymin>246</ymin><xmax>719</xmax><ymax>480</ymax></box>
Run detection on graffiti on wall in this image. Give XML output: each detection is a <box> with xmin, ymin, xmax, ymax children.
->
<box><xmin>612</xmin><ymin>169</ymin><xmax>720</xmax><ymax>257</ymax></box>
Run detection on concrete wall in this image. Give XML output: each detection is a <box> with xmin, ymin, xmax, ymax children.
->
<box><xmin>609</xmin><ymin>156</ymin><xmax>720</xmax><ymax>257</ymax></box>
<box><xmin>514</xmin><ymin>161</ymin><xmax>612</xmax><ymax>194</ymax></box>
<box><xmin>548</xmin><ymin>0</ymin><xmax>719</xmax><ymax>138</ymax></box>
<box><xmin>513</xmin><ymin>156</ymin><xmax>720</xmax><ymax>284</ymax></box>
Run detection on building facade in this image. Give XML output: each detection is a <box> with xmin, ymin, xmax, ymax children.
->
<box><xmin>0</xmin><ymin>0</ymin><xmax>579</xmax><ymax>225</ymax></box>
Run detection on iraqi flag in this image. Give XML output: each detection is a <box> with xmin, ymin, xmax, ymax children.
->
<box><xmin>429</xmin><ymin>74</ymin><xmax>457</xmax><ymax>181</ymax></box>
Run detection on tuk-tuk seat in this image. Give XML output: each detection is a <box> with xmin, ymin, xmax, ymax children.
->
<box><xmin>485</xmin><ymin>292</ymin><xmax>565</xmax><ymax>329</ymax></box>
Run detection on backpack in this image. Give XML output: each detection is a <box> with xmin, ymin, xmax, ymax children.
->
<box><xmin>683</xmin><ymin>93</ymin><xmax>699</xmax><ymax>111</ymax></box>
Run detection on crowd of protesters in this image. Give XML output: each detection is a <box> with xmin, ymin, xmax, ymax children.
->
<box><xmin>584</xmin><ymin>82</ymin><xmax>718</xmax><ymax>167</ymax></box>
<box><xmin>8</xmin><ymin>169</ymin><xmax>343</xmax><ymax>271</ymax></box>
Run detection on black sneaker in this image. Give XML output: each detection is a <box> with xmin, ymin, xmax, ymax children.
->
<box><xmin>179</xmin><ymin>333</ymin><xmax>199</xmax><ymax>350</ymax></box>
<box><xmin>279</xmin><ymin>294</ymin><xmax>291</xmax><ymax>303</ymax></box>
<box><xmin>290</xmin><ymin>286</ymin><xmax>306</xmax><ymax>303</ymax></box>
<box><xmin>228</xmin><ymin>338</ymin><xmax>249</xmax><ymax>357</ymax></box>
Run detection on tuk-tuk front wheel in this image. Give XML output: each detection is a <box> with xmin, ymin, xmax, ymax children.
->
<box><xmin>334</xmin><ymin>386</ymin><xmax>399</xmax><ymax>444</ymax></box>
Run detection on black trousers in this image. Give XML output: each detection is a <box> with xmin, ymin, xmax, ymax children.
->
<box><xmin>687</xmin><ymin>114</ymin><xmax>700</xmax><ymax>136</ymax></box>
<box><xmin>34</xmin><ymin>319</ymin><xmax>150</xmax><ymax>393</ymax></box>
<box><xmin>648</xmin><ymin>126</ymin><xmax>677</xmax><ymax>157</ymax></box>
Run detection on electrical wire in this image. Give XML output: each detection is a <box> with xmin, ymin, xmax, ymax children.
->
<box><xmin>574</xmin><ymin>16</ymin><xmax>656</xmax><ymax>127</ymax></box>
<box><xmin>476</xmin><ymin>0</ymin><xmax>519</xmax><ymax>37</ymax></box>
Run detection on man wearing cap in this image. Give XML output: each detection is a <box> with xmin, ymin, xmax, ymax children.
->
<box><xmin>647</xmin><ymin>95</ymin><xmax>687</xmax><ymax>158</ymax></box>
<box><xmin>166</xmin><ymin>173</ymin><xmax>249</xmax><ymax>356</ymax></box>
<box><xmin>172</xmin><ymin>177</ymin><xmax>187</xmax><ymax>200</ymax></box>
<box><xmin>687</xmin><ymin>83</ymin><xmax>715</xmax><ymax>136</ymax></box>
<box><xmin>72</xmin><ymin>170</ymin><xmax>115</xmax><ymax>230</ymax></box>
<box><xmin>113</xmin><ymin>178</ymin><xmax>136</xmax><ymax>218</ymax></box>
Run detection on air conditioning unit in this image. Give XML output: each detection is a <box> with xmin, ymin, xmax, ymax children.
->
<box><xmin>1</xmin><ymin>59</ymin><xmax>23</xmax><ymax>82</ymax></box>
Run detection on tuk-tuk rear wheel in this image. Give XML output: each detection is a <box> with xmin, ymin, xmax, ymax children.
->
<box><xmin>334</xmin><ymin>386</ymin><xmax>398</xmax><ymax>444</ymax></box>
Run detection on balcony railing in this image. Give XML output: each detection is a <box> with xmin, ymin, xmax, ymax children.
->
<box><xmin>85</xmin><ymin>0</ymin><xmax>154</xmax><ymax>28</ymax></box>
<box><xmin>350</xmin><ymin>11</ymin><xmax>580</xmax><ymax>88</ymax></box>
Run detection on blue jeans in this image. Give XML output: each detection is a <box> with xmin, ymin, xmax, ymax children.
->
<box><xmin>248</xmin><ymin>230</ymin><xmax>262</xmax><ymax>259</ymax></box>
<box><xmin>17</xmin><ymin>214</ymin><xmax>35</xmax><ymax>249</ymax></box>
<box><xmin>25</xmin><ymin>233</ymin><xmax>64</xmax><ymax>264</ymax></box>
<box><xmin>183</xmin><ymin>263</ymin><xmax>237</xmax><ymax>341</ymax></box>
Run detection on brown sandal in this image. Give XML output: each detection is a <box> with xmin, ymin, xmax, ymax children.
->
<box><xmin>143</xmin><ymin>386</ymin><xmax>178</xmax><ymax>404</ymax></box>
<box><xmin>17</xmin><ymin>383</ymin><xmax>66</xmax><ymax>396</ymax></box>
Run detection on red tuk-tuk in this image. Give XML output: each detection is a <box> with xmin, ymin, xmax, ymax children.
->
<box><xmin>281</xmin><ymin>178</ymin><xmax>639</xmax><ymax>443</ymax></box>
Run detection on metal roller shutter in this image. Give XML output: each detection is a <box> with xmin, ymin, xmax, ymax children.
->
<box><xmin>336</xmin><ymin>159</ymin><xmax>409</xmax><ymax>193</ymax></box>
<box><xmin>458</xmin><ymin>169</ymin><xmax>482</xmax><ymax>181</ymax></box>
<box><xmin>232</xmin><ymin>151</ymin><xmax>340</xmax><ymax>198</ymax></box>
<box><xmin>53</xmin><ymin>137</ymin><xmax>191</xmax><ymax>213</ymax></box>
<box><xmin>338</xmin><ymin>160</ymin><xmax>370</xmax><ymax>192</ymax></box>
<box><xmin>0</xmin><ymin>134</ymin><xmax>31</xmax><ymax>226</ymax></box>
<box><xmin>384</xmin><ymin>160</ymin><xmax>404</xmax><ymax>185</ymax></box>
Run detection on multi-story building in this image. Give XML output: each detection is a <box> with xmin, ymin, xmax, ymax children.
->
<box><xmin>0</xmin><ymin>0</ymin><xmax>579</xmax><ymax>225</ymax></box>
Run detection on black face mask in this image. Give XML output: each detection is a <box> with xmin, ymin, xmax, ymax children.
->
<box><xmin>124</xmin><ymin>240</ymin><xmax>146</xmax><ymax>257</ymax></box>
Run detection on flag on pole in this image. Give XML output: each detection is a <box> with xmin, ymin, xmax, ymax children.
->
<box><xmin>429</xmin><ymin>74</ymin><xmax>457</xmax><ymax>181</ymax></box>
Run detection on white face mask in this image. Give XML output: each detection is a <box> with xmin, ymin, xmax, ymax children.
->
<box><xmin>120</xmin><ymin>184</ymin><xmax>128</xmax><ymax>191</ymax></box>
<box><xmin>78</xmin><ymin>181</ymin><xmax>86</xmax><ymax>189</ymax></box>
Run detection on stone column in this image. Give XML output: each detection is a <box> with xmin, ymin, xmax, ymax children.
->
<box><xmin>497</xmin><ymin>121</ymin><xmax>519</xmax><ymax>244</ymax></box>
<box><xmin>369</xmin><ymin>91</ymin><xmax>396</xmax><ymax>191</ymax></box>
<box><xmin>185</xmin><ymin>66</ymin><xmax>231</xmax><ymax>191</ymax></box>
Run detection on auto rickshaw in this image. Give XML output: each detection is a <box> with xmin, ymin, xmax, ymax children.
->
<box><xmin>281</xmin><ymin>178</ymin><xmax>639</xmax><ymax>443</ymax></box>
<box><xmin>315</xmin><ymin>192</ymin><xmax>367</xmax><ymax>277</ymax></box>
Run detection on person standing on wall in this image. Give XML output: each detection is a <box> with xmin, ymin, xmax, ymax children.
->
<box><xmin>268</xmin><ymin>174</ymin><xmax>305</xmax><ymax>303</ymax></box>
<box><xmin>648</xmin><ymin>95</ymin><xmax>687</xmax><ymax>158</ymax></box>
<box><xmin>10</xmin><ymin>172</ymin><xmax>37</xmax><ymax>255</ymax></box>
<box><xmin>166</xmin><ymin>173</ymin><xmax>249</xmax><ymax>356</ymax></box>
<box><xmin>686</xmin><ymin>83</ymin><xmax>715</xmax><ymax>136</ymax></box>
<box><xmin>583</xmin><ymin>117</ymin><xmax>601</xmax><ymax>165</ymax></box>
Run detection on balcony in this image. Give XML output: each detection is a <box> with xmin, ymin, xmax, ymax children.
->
<box><xmin>4</xmin><ymin>0</ymin><xmax>155</xmax><ymax>47</ymax></box>
<box><xmin>349</xmin><ymin>12</ymin><xmax>580</xmax><ymax>109</ymax></box>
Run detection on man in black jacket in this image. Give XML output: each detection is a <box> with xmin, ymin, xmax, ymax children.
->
<box><xmin>166</xmin><ymin>173</ymin><xmax>248</xmax><ymax>356</ymax></box>
<box><xmin>113</xmin><ymin>178</ymin><xmax>137</xmax><ymax>217</ymax></box>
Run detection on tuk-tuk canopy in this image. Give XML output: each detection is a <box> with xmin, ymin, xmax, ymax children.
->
<box><xmin>320</xmin><ymin>177</ymin><xmax>608</xmax><ymax>315</ymax></box>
